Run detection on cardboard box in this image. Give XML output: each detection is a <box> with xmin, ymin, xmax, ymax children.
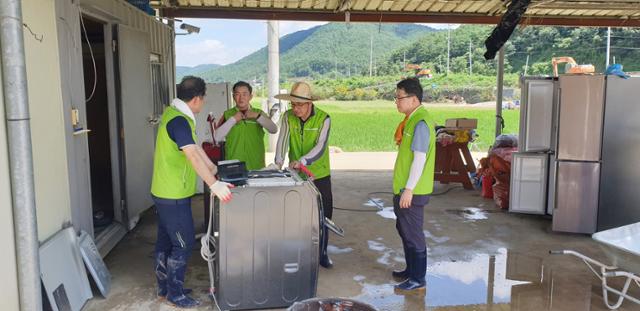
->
<box><xmin>444</xmin><ymin>118</ymin><xmax>478</xmax><ymax>129</ymax></box>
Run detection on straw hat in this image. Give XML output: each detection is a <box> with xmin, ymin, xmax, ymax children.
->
<box><xmin>274</xmin><ymin>82</ymin><xmax>320</xmax><ymax>103</ymax></box>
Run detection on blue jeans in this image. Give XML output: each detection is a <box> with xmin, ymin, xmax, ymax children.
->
<box><xmin>152</xmin><ymin>195</ymin><xmax>195</xmax><ymax>299</ymax></box>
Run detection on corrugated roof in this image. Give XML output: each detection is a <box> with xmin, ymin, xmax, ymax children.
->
<box><xmin>153</xmin><ymin>0</ymin><xmax>640</xmax><ymax>26</ymax></box>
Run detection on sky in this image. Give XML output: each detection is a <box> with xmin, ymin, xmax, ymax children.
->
<box><xmin>175</xmin><ymin>19</ymin><xmax>458</xmax><ymax>67</ymax></box>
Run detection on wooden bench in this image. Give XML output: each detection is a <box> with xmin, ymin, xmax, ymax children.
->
<box><xmin>434</xmin><ymin>142</ymin><xmax>476</xmax><ymax>190</ymax></box>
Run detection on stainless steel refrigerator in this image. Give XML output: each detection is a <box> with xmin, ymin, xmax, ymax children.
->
<box><xmin>512</xmin><ymin>75</ymin><xmax>640</xmax><ymax>233</ymax></box>
<box><xmin>598</xmin><ymin>76</ymin><xmax>640</xmax><ymax>231</ymax></box>
<box><xmin>552</xmin><ymin>75</ymin><xmax>605</xmax><ymax>234</ymax></box>
<box><xmin>510</xmin><ymin>77</ymin><xmax>558</xmax><ymax>215</ymax></box>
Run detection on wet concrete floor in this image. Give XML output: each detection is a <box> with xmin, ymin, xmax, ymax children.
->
<box><xmin>84</xmin><ymin>171</ymin><xmax>640</xmax><ymax>311</ymax></box>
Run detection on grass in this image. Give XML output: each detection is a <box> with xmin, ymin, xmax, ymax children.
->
<box><xmin>251</xmin><ymin>98</ymin><xmax>520</xmax><ymax>152</ymax></box>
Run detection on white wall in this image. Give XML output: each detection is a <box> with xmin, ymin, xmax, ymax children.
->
<box><xmin>22</xmin><ymin>0</ymin><xmax>72</xmax><ymax>240</ymax></box>
<box><xmin>0</xmin><ymin>53</ymin><xmax>21</xmax><ymax>311</ymax></box>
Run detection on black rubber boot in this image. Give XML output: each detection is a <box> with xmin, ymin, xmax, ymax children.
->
<box><xmin>392</xmin><ymin>244</ymin><xmax>411</xmax><ymax>281</ymax></box>
<box><xmin>319</xmin><ymin>226</ymin><xmax>333</xmax><ymax>268</ymax></box>
<box><xmin>166</xmin><ymin>257</ymin><xmax>201</xmax><ymax>308</ymax></box>
<box><xmin>394</xmin><ymin>249</ymin><xmax>426</xmax><ymax>293</ymax></box>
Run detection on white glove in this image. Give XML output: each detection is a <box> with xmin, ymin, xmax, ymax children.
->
<box><xmin>265</xmin><ymin>163</ymin><xmax>281</xmax><ymax>170</ymax></box>
<box><xmin>210</xmin><ymin>180</ymin><xmax>233</xmax><ymax>202</ymax></box>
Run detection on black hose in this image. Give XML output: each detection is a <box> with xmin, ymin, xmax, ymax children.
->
<box><xmin>334</xmin><ymin>191</ymin><xmax>394</xmax><ymax>212</ymax></box>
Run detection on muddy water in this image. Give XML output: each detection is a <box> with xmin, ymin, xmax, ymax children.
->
<box><xmin>354</xmin><ymin>245</ymin><xmax>637</xmax><ymax>311</ymax></box>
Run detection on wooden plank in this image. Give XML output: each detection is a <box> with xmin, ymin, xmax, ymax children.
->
<box><xmin>430</xmin><ymin>1</ymin><xmax>445</xmax><ymax>12</ymax></box>
<box><xmin>380</xmin><ymin>0</ymin><xmax>394</xmax><ymax>10</ymax></box>
<box><xmin>441</xmin><ymin>1</ymin><xmax>460</xmax><ymax>12</ymax></box>
<box><xmin>403</xmin><ymin>0</ymin><xmax>422</xmax><ymax>11</ymax></box>
<box><xmin>365</xmin><ymin>0</ymin><xmax>383</xmax><ymax>10</ymax></box>
<box><xmin>416</xmin><ymin>0</ymin><xmax>437</xmax><ymax>11</ymax></box>
<box><xmin>454</xmin><ymin>1</ymin><xmax>474</xmax><ymax>13</ymax></box>
<box><xmin>390</xmin><ymin>0</ymin><xmax>409</xmax><ymax>11</ymax></box>
<box><xmin>353</xmin><ymin>0</ymin><xmax>371</xmax><ymax>10</ymax></box>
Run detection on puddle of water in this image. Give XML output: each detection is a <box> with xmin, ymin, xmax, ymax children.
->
<box><xmin>376</xmin><ymin>207</ymin><xmax>396</xmax><ymax>220</ymax></box>
<box><xmin>327</xmin><ymin>245</ymin><xmax>353</xmax><ymax>255</ymax></box>
<box><xmin>428</xmin><ymin>248</ymin><xmax>529</xmax><ymax>306</ymax></box>
<box><xmin>368</xmin><ymin>240</ymin><xmax>402</xmax><ymax>266</ymax></box>
<box><xmin>352</xmin><ymin>248</ymin><xmax>546</xmax><ymax>310</ymax></box>
<box><xmin>368</xmin><ymin>240</ymin><xmax>387</xmax><ymax>252</ymax></box>
<box><xmin>367</xmin><ymin>198</ymin><xmax>396</xmax><ymax>220</ymax></box>
<box><xmin>364</xmin><ymin>198</ymin><xmax>385</xmax><ymax>208</ymax></box>
<box><xmin>423</xmin><ymin>230</ymin><xmax>451</xmax><ymax>244</ymax></box>
<box><xmin>365</xmin><ymin>198</ymin><xmax>397</xmax><ymax>220</ymax></box>
<box><xmin>446</xmin><ymin>207</ymin><xmax>490</xmax><ymax>221</ymax></box>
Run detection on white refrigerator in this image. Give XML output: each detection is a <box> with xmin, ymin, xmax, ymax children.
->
<box><xmin>510</xmin><ymin>77</ymin><xmax>558</xmax><ymax>215</ymax></box>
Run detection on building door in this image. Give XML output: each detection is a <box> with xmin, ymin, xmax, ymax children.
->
<box><xmin>115</xmin><ymin>25</ymin><xmax>155</xmax><ymax>229</ymax></box>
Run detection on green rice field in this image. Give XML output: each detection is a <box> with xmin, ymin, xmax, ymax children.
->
<box><xmin>253</xmin><ymin>99</ymin><xmax>520</xmax><ymax>152</ymax></box>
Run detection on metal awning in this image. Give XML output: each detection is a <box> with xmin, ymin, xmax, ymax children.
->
<box><xmin>153</xmin><ymin>0</ymin><xmax>640</xmax><ymax>26</ymax></box>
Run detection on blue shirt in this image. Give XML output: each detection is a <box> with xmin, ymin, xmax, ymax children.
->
<box><xmin>166</xmin><ymin>116</ymin><xmax>195</xmax><ymax>149</ymax></box>
<box><xmin>411</xmin><ymin>121</ymin><xmax>430</xmax><ymax>153</ymax></box>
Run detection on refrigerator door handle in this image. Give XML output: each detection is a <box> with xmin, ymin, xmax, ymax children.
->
<box><xmin>283</xmin><ymin>263</ymin><xmax>299</xmax><ymax>274</ymax></box>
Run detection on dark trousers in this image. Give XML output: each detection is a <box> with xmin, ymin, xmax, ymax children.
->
<box><xmin>313</xmin><ymin>176</ymin><xmax>333</xmax><ymax>220</ymax></box>
<box><xmin>393</xmin><ymin>194</ymin><xmax>429</xmax><ymax>252</ymax></box>
<box><xmin>313</xmin><ymin>176</ymin><xmax>333</xmax><ymax>258</ymax></box>
<box><xmin>152</xmin><ymin>196</ymin><xmax>196</xmax><ymax>299</ymax></box>
<box><xmin>394</xmin><ymin>193</ymin><xmax>429</xmax><ymax>282</ymax></box>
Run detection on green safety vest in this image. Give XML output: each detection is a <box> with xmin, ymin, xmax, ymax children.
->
<box><xmin>223</xmin><ymin>107</ymin><xmax>267</xmax><ymax>170</ymax></box>
<box><xmin>151</xmin><ymin>106</ymin><xmax>198</xmax><ymax>199</ymax></box>
<box><xmin>287</xmin><ymin>107</ymin><xmax>331</xmax><ymax>179</ymax></box>
<box><xmin>393</xmin><ymin>106</ymin><xmax>436</xmax><ymax>195</ymax></box>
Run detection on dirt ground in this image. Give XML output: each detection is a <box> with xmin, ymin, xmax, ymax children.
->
<box><xmin>83</xmin><ymin>169</ymin><xmax>640</xmax><ymax>311</ymax></box>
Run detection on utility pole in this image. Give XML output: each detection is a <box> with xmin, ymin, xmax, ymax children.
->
<box><xmin>446</xmin><ymin>24</ymin><xmax>451</xmax><ymax>74</ymax></box>
<box><xmin>403</xmin><ymin>50</ymin><xmax>406</xmax><ymax>70</ymax></box>
<box><xmin>267</xmin><ymin>20</ymin><xmax>280</xmax><ymax>152</ymax></box>
<box><xmin>524</xmin><ymin>54</ymin><xmax>529</xmax><ymax>76</ymax></box>
<box><xmin>468</xmin><ymin>41</ymin><xmax>472</xmax><ymax>75</ymax></box>
<box><xmin>369</xmin><ymin>33</ymin><xmax>373</xmax><ymax>77</ymax></box>
<box><xmin>374</xmin><ymin>58</ymin><xmax>377</xmax><ymax>76</ymax></box>
<box><xmin>606</xmin><ymin>27</ymin><xmax>611</xmax><ymax>68</ymax></box>
<box><xmin>496</xmin><ymin>46</ymin><xmax>505</xmax><ymax>137</ymax></box>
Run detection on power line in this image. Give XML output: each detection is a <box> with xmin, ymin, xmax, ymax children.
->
<box><xmin>610</xmin><ymin>46</ymin><xmax>640</xmax><ymax>50</ymax></box>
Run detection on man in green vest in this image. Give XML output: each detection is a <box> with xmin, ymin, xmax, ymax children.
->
<box><xmin>390</xmin><ymin>78</ymin><xmax>436</xmax><ymax>293</ymax></box>
<box><xmin>273</xmin><ymin>82</ymin><xmax>335</xmax><ymax>268</ymax></box>
<box><xmin>150</xmin><ymin>76</ymin><xmax>234</xmax><ymax>308</ymax></box>
<box><xmin>214</xmin><ymin>81</ymin><xmax>277</xmax><ymax>170</ymax></box>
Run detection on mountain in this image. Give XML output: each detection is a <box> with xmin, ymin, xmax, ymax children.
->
<box><xmin>384</xmin><ymin>25</ymin><xmax>640</xmax><ymax>76</ymax></box>
<box><xmin>193</xmin><ymin>23</ymin><xmax>436</xmax><ymax>83</ymax></box>
<box><xmin>176</xmin><ymin>64</ymin><xmax>220</xmax><ymax>80</ymax></box>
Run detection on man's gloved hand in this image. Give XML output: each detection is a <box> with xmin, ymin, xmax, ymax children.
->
<box><xmin>289</xmin><ymin>161</ymin><xmax>301</xmax><ymax>170</ymax></box>
<box><xmin>210</xmin><ymin>180</ymin><xmax>234</xmax><ymax>202</ymax></box>
<box><xmin>265</xmin><ymin>163</ymin><xmax>280</xmax><ymax>170</ymax></box>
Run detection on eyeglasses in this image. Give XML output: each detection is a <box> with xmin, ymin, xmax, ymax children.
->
<box><xmin>393</xmin><ymin>95</ymin><xmax>413</xmax><ymax>101</ymax></box>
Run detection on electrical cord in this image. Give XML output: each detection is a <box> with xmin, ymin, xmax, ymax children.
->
<box><xmin>334</xmin><ymin>191</ymin><xmax>393</xmax><ymax>212</ymax></box>
<box><xmin>200</xmin><ymin>195</ymin><xmax>223</xmax><ymax>311</ymax></box>
<box><xmin>431</xmin><ymin>185</ymin><xmax>463</xmax><ymax>196</ymax></box>
<box><xmin>333</xmin><ymin>186</ymin><xmax>463</xmax><ymax>213</ymax></box>
<box><xmin>79</xmin><ymin>11</ymin><xmax>97</xmax><ymax>103</ymax></box>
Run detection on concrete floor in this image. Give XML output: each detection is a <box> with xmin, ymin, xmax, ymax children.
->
<box><xmin>84</xmin><ymin>170</ymin><xmax>640</xmax><ymax>311</ymax></box>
